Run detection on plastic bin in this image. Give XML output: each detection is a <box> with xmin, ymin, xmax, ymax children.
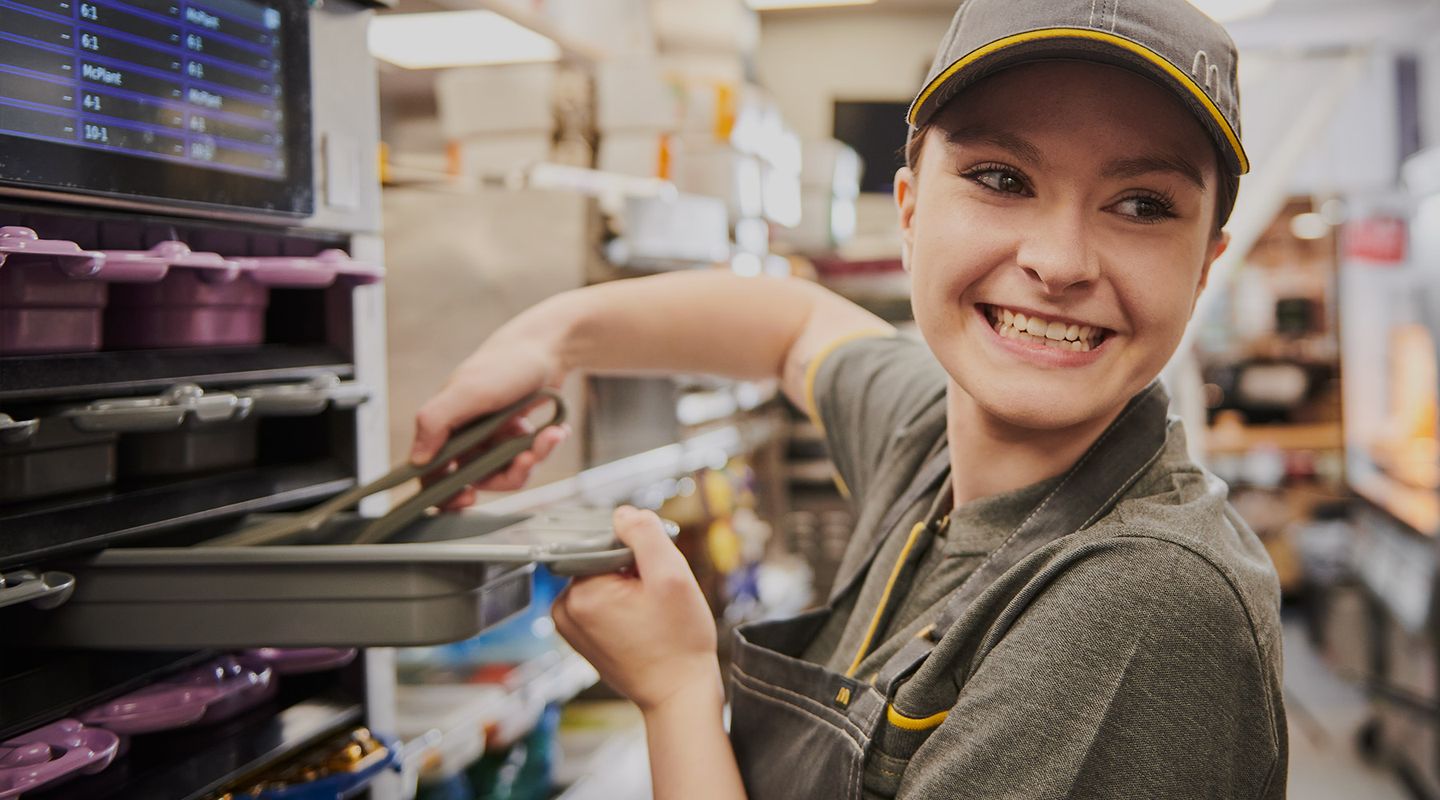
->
<box><xmin>0</xmin><ymin>226</ymin><xmax>166</xmax><ymax>355</ymax></box>
<box><xmin>104</xmin><ymin>248</ymin><xmax>383</xmax><ymax>350</ymax></box>
<box><xmin>0</xmin><ymin>412</ymin><xmax>117</xmax><ymax>504</ymax></box>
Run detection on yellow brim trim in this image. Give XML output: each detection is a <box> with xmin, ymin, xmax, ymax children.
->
<box><xmin>886</xmin><ymin>704</ymin><xmax>950</xmax><ymax>731</ymax></box>
<box><xmin>908</xmin><ymin>27</ymin><xmax>1249</xmax><ymax>175</ymax></box>
<box><xmin>803</xmin><ymin>328</ymin><xmax>895</xmax><ymax>434</ymax></box>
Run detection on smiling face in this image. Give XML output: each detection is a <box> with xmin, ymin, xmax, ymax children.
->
<box><xmin>896</xmin><ymin>60</ymin><xmax>1230</xmax><ymax>434</ymax></box>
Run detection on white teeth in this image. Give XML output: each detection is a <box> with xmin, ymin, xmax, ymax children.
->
<box><xmin>987</xmin><ymin>305</ymin><xmax>1105</xmax><ymax>351</ymax></box>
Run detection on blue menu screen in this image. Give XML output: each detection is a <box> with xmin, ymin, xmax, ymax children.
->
<box><xmin>0</xmin><ymin>0</ymin><xmax>289</xmax><ymax>180</ymax></box>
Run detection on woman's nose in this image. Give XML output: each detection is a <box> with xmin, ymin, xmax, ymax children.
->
<box><xmin>1014</xmin><ymin>208</ymin><xmax>1099</xmax><ymax>294</ymax></box>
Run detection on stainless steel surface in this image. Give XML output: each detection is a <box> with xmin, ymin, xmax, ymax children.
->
<box><xmin>0</xmin><ymin>570</ymin><xmax>75</xmax><ymax>610</ymax></box>
<box><xmin>63</xmin><ymin>384</ymin><xmax>251</xmax><ymax>433</ymax></box>
<box><xmin>238</xmin><ymin>374</ymin><xmax>372</xmax><ymax>416</ymax></box>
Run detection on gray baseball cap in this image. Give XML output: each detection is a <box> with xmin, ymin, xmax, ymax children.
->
<box><xmin>909</xmin><ymin>0</ymin><xmax>1249</xmax><ymax>175</ymax></box>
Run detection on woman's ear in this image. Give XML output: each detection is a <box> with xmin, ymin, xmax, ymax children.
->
<box><xmin>1191</xmin><ymin>230</ymin><xmax>1230</xmax><ymax>313</ymax></box>
<box><xmin>1198</xmin><ymin>230</ymin><xmax>1230</xmax><ymax>292</ymax></box>
<box><xmin>894</xmin><ymin>166</ymin><xmax>918</xmax><ymax>271</ymax></box>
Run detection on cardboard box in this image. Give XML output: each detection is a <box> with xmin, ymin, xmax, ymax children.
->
<box><xmin>671</xmin><ymin>144</ymin><xmax>763</xmax><ymax>222</ymax></box>
<box><xmin>596</xmin><ymin>59</ymin><xmax>680</xmax><ymax>132</ymax></box>
<box><xmin>436</xmin><ymin>63</ymin><xmax>557</xmax><ymax>138</ymax></box>
<box><xmin>598</xmin><ymin>132</ymin><xmax>668</xmax><ymax>178</ymax></box>
<box><xmin>451</xmin><ymin>134</ymin><xmax>553</xmax><ymax>178</ymax></box>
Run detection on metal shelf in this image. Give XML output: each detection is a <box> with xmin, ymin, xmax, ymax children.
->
<box><xmin>28</xmin><ymin>690</ymin><xmax>364</xmax><ymax>800</ymax></box>
<box><xmin>0</xmin><ymin>346</ymin><xmax>354</xmax><ymax>403</ymax></box>
<box><xmin>0</xmin><ymin>461</ymin><xmax>355</xmax><ymax>568</ymax></box>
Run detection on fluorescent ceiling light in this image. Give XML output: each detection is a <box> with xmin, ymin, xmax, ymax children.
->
<box><xmin>369</xmin><ymin>11</ymin><xmax>560</xmax><ymax>70</ymax></box>
<box><xmin>1186</xmin><ymin>0</ymin><xmax>1276</xmax><ymax>22</ymax></box>
<box><xmin>747</xmin><ymin>0</ymin><xmax>878</xmax><ymax>10</ymax></box>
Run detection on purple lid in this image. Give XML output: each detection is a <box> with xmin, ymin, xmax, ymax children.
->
<box><xmin>0</xmin><ymin>228</ymin><xmax>104</xmax><ymax>279</ymax></box>
<box><xmin>0</xmin><ymin>719</ymin><xmax>120</xmax><ymax>799</ymax></box>
<box><xmin>79</xmin><ymin>655</ymin><xmax>275</xmax><ymax>736</ymax></box>
<box><xmin>244</xmin><ymin>648</ymin><xmax>358</xmax><ymax>675</ymax></box>
<box><xmin>318</xmin><ymin>249</ymin><xmax>385</xmax><ymax>285</ymax></box>
<box><xmin>236</xmin><ymin>251</ymin><xmax>384</xmax><ymax>288</ymax></box>
<box><xmin>94</xmin><ymin>241</ymin><xmax>244</xmax><ymax>285</ymax></box>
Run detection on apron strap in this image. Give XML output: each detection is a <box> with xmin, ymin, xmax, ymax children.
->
<box><xmin>825</xmin><ymin>443</ymin><xmax>952</xmax><ymax>607</ymax></box>
<box><xmin>875</xmin><ymin>380</ymin><xmax>1173</xmax><ymax>691</ymax></box>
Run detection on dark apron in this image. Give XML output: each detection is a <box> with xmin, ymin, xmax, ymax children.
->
<box><xmin>728</xmin><ymin>382</ymin><xmax>1171</xmax><ymax>799</ymax></box>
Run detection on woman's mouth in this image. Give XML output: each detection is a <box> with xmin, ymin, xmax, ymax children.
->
<box><xmin>980</xmin><ymin>304</ymin><xmax>1111</xmax><ymax>352</ymax></box>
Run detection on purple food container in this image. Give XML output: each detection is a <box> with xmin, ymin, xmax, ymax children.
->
<box><xmin>78</xmin><ymin>655</ymin><xmax>276</xmax><ymax>736</ymax></box>
<box><xmin>0</xmin><ymin>227</ymin><xmax>106</xmax><ymax>355</ymax></box>
<box><xmin>0</xmin><ymin>227</ymin><xmax>180</xmax><ymax>355</ymax></box>
<box><xmin>0</xmin><ymin>719</ymin><xmax>121</xmax><ymax>799</ymax></box>
<box><xmin>103</xmin><ymin>243</ymin><xmax>259</xmax><ymax>349</ymax></box>
<box><xmin>104</xmin><ymin>248</ymin><xmax>382</xmax><ymax>349</ymax></box>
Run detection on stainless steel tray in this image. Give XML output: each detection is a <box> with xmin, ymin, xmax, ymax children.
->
<box><xmin>19</xmin><ymin>508</ymin><xmax>654</xmax><ymax>650</ymax></box>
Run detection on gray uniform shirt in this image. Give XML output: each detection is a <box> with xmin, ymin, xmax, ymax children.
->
<box><xmin>802</xmin><ymin>335</ymin><xmax>1287</xmax><ymax>799</ymax></box>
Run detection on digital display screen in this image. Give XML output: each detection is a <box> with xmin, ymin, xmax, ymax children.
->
<box><xmin>0</xmin><ymin>0</ymin><xmax>312</xmax><ymax>214</ymax></box>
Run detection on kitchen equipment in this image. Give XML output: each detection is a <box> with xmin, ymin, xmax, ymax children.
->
<box><xmin>78</xmin><ymin>655</ymin><xmax>277</xmax><ymax>735</ymax></box>
<box><xmin>0</xmin><ymin>413</ymin><xmax>117</xmax><ymax>504</ymax></box>
<box><xmin>0</xmin><ymin>719</ymin><xmax>120</xmax><ymax>799</ymax></box>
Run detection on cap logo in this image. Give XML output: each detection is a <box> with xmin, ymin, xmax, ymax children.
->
<box><xmin>1191</xmin><ymin>50</ymin><xmax>1227</xmax><ymax>113</ymax></box>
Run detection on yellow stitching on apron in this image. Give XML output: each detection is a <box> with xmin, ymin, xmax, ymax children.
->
<box><xmin>803</xmin><ymin>328</ymin><xmax>894</xmax><ymax>433</ymax></box>
<box><xmin>846</xmin><ymin>521</ymin><xmax>927</xmax><ymax>677</ymax></box>
<box><xmin>886</xmin><ymin>704</ymin><xmax>949</xmax><ymax>731</ymax></box>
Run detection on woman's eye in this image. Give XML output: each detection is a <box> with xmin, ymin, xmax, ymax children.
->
<box><xmin>1113</xmin><ymin>196</ymin><xmax>1175</xmax><ymax>222</ymax></box>
<box><xmin>970</xmin><ymin>169</ymin><xmax>1029</xmax><ymax>195</ymax></box>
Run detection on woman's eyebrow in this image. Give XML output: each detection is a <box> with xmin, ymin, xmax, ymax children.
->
<box><xmin>1101</xmin><ymin>154</ymin><xmax>1207</xmax><ymax>190</ymax></box>
<box><xmin>943</xmin><ymin>125</ymin><xmax>1046</xmax><ymax>167</ymax></box>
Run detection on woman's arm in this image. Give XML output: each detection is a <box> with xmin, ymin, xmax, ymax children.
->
<box><xmin>552</xmin><ymin>507</ymin><xmax>747</xmax><ymax>800</ymax></box>
<box><xmin>411</xmin><ymin>270</ymin><xmax>890</xmax><ymax>464</ymax></box>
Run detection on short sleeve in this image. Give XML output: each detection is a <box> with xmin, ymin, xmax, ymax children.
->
<box><xmin>896</xmin><ymin>538</ymin><xmax>1285</xmax><ymax>800</ymax></box>
<box><xmin>808</xmin><ymin>333</ymin><xmax>948</xmax><ymax>508</ymax></box>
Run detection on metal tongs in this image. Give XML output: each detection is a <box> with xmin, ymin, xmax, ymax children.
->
<box><xmin>211</xmin><ymin>390</ymin><xmax>567</xmax><ymax>548</ymax></box>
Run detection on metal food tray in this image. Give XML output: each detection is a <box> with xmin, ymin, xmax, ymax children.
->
<box><xmin>12</xmin><ymin>392</ymin><xmax>664</xmax><ymax>650</ymax></box>
<box><xmin>20</xmin><ymin>508</ymin><xmax>654</xmax><ymax>650</ymax></box>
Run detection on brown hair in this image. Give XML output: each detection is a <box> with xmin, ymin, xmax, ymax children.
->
<box><xmin>904</xmin><ymin>124</ymin><xmax>1238</xmax><ymax>237</ymax></box>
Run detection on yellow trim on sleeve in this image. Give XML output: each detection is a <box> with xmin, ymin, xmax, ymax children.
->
<box><xmin>832</xmin><ymin>470</ymin><xmax>852</xmax><ymax>499</ymax></box>
<box><xmin>908</xmin><ymin>28</ymin><xmax>1249</xmax><ymax>175</ymax></box>
<box><xmin>886</xmin><ymin>704</ymin><xmax>950</xmax><ymax>731</ymax></box>
<box><xmin>803</xmin><ymin>328</ymin><xmax>895</xmax><ymax>434</ymax></box>
<box><xmin>845</xmin><ymin>521</ymin><xmax>927</xmax><ymax>678</ymax></box>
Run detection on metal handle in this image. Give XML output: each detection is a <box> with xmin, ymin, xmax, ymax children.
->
<box><xmin>236</xmin><ymin>374</ymin><xmax>372</xmax><ymax>417</ymax></box>
<box><xmin>0</xmin><ymin>570</ymin><xmax>76</xmax><ymax>610</ymax></box>
<box><xmin>0</xmin><ymin>414</ymin><xmax>39</xmax><ymax>445</ymax></box>
<box><xmin>63</xmin><ymin>384</ymin><xmax>250</xmax><ymax>433</ymax></box>
<box><xmin>209</xmin><ymin>390</ymin><xmax>565</xmax><ymax>547</ymax></box>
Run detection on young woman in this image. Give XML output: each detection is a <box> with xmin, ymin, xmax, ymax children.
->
<box><xmin>410</xmin><ymin>0</ymin><xmax>1286</xmax><ymax>796</ymax></box>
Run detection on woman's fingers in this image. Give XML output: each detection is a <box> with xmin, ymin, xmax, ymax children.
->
<box><xmin>430</xmin><ymin>424</ymin><xmax>572</xmax><ymax>509</ymax></box>
<box><xmin>612</xmin><ymin>506</ymin><xmax>684</xmax><ymax>579</ymax></box>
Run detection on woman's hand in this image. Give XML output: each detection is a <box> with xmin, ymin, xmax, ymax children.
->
<box><xmin>410</xmin><ymin>324</ymin><xmax>570</xmax><ymax>510</ymax></box>
<box><xmin>552</xmin><ymin>506</ymin><xmax>720</xmax><ymax>713</ymax></box>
